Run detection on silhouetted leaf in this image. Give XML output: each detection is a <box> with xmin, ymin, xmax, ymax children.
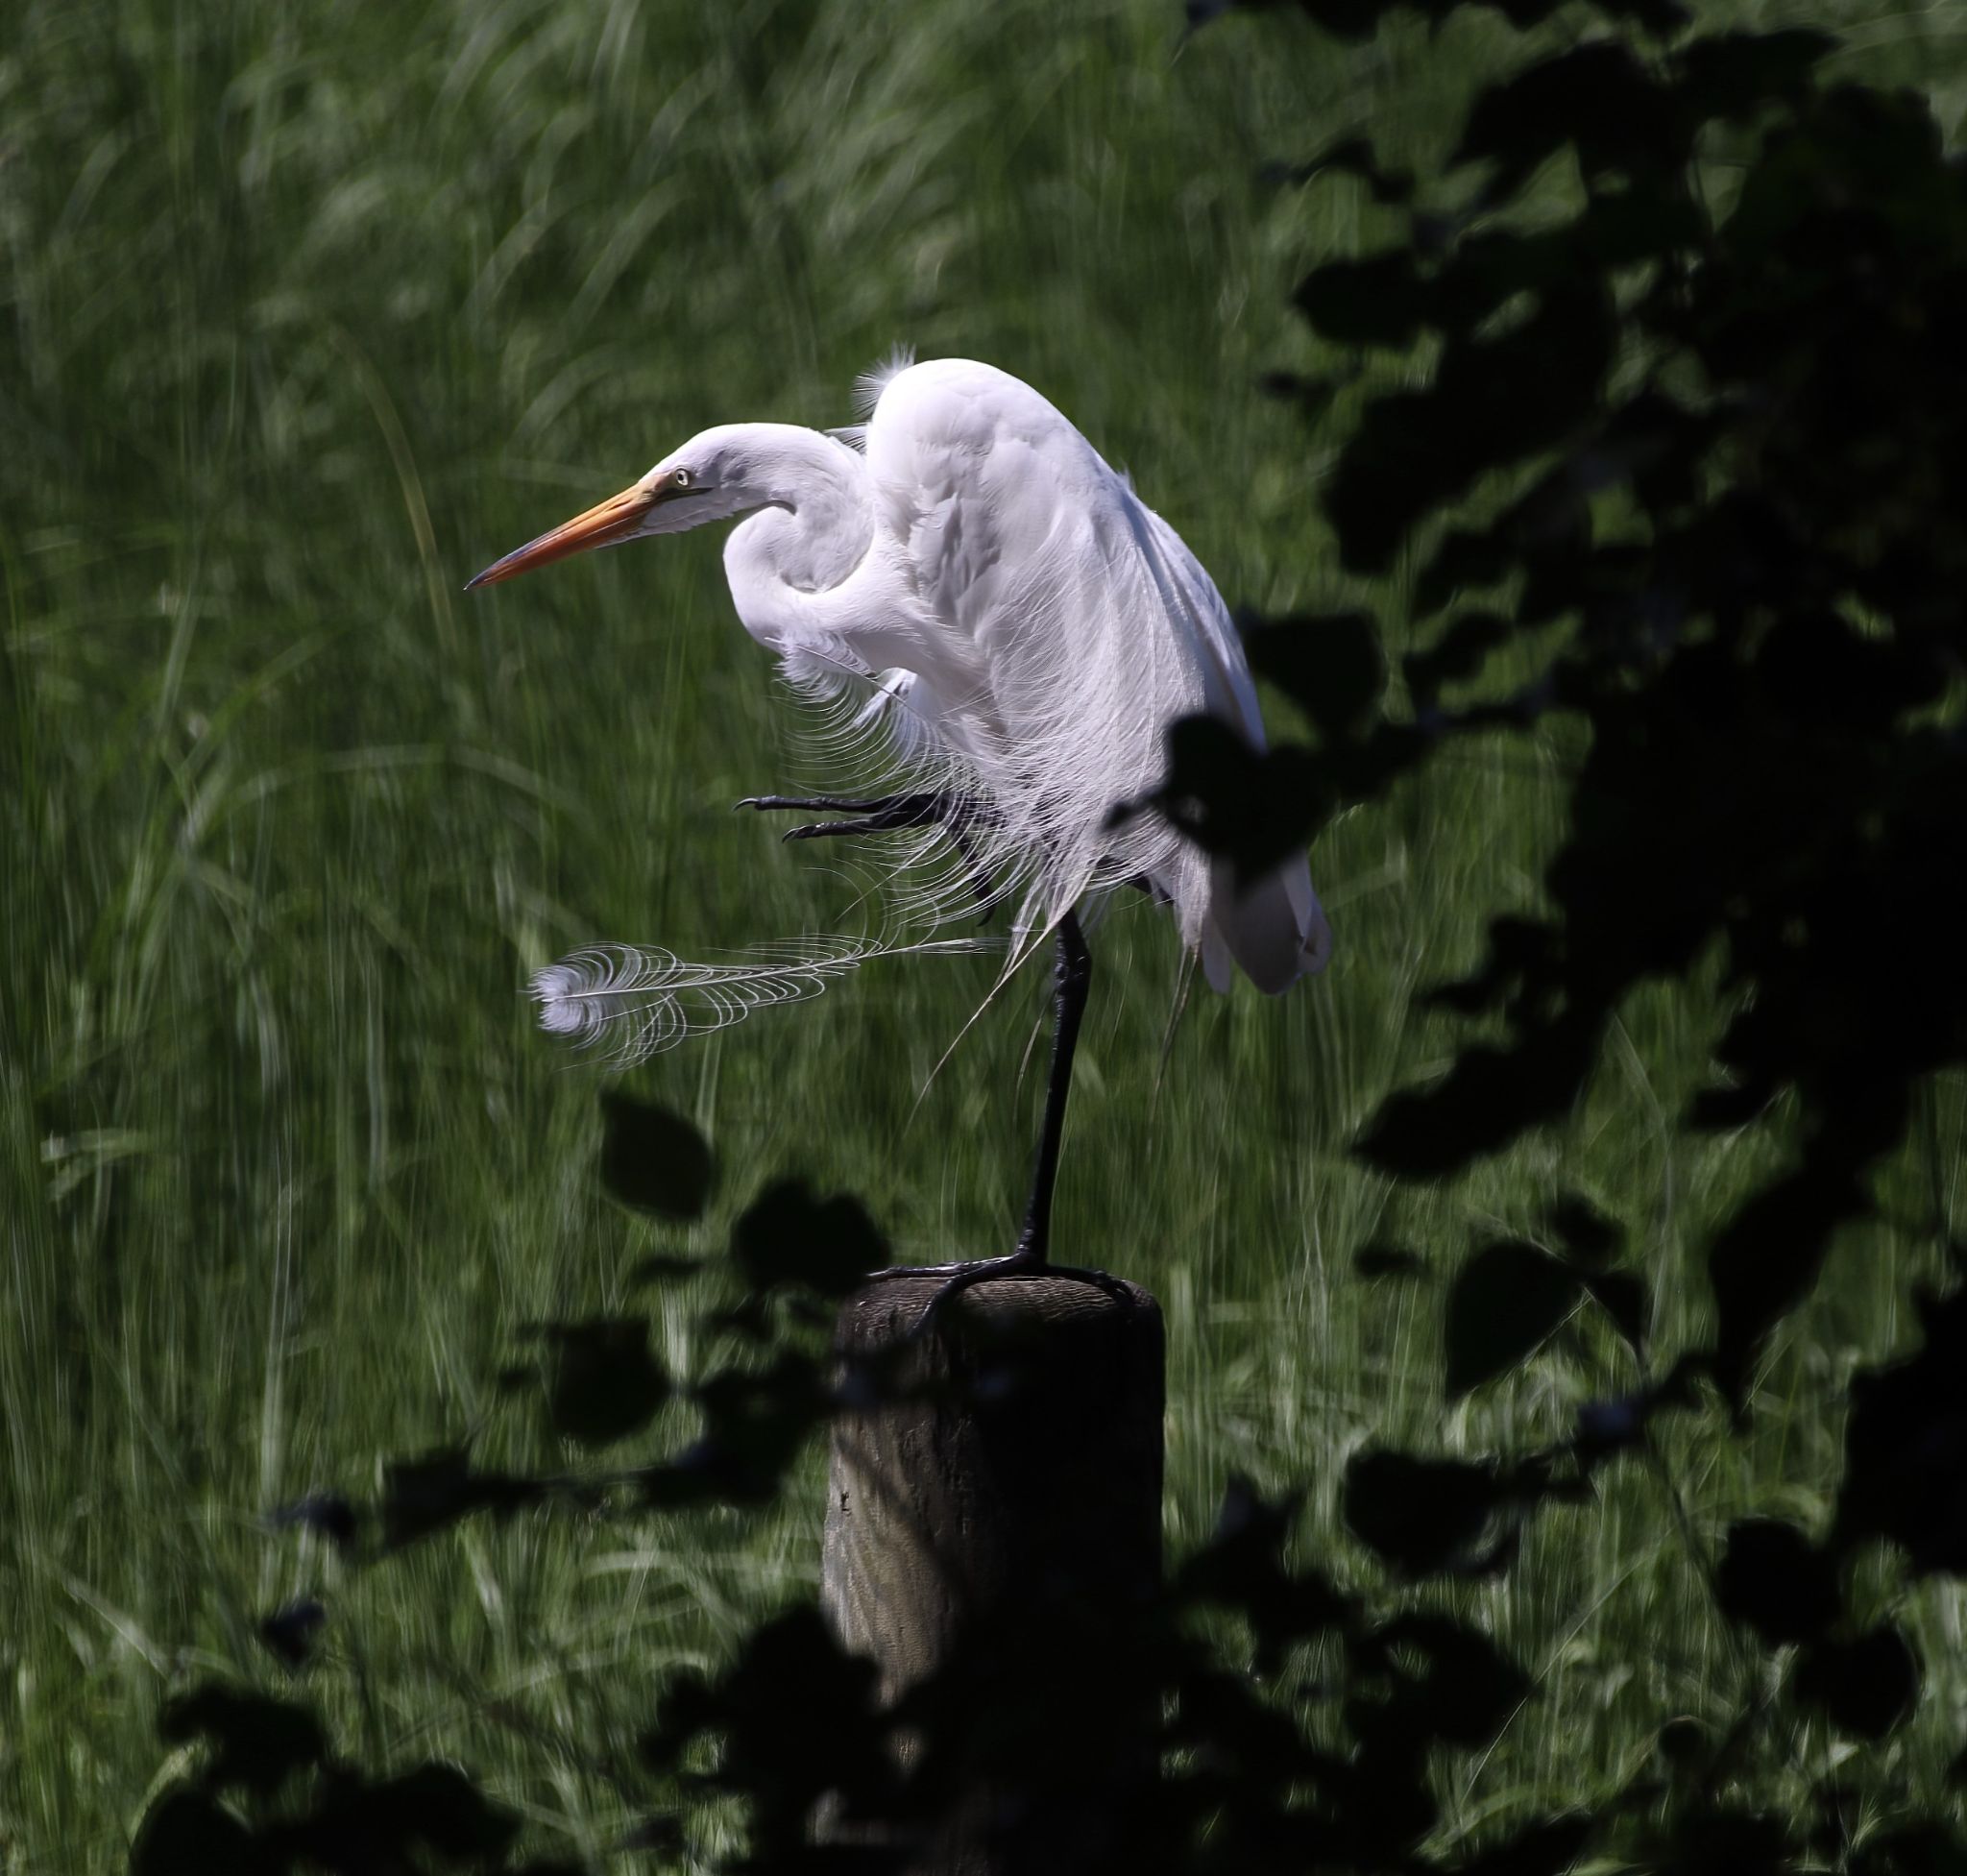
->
<box><xmin>1445</xmin><ymin>1240</ymin><xmax>1582</xmax><ymax>1396</ymax></box>
<box><xmin>1584</xmin><ymin>1271</ymin><xmax>1649</xmax><ymax>1352</ymax></box>
<box><xmin>1354</xmin><ymin>1238</ymin><xmax>1426</xmax><ymax>1279</ymax></box>
<box><xmin>376</xmin><ymin>1763</ymin><xmax>522</xmax><ymax>1862</ymax></box>
<box><xmin>1657</xmin><ymin>1716</ymin><xmax>1708</xmax><ymax>1767</ymax></box>
<box><xmin>1295</xmin><ymin>252</ymin><xmax>1432</xmax><ymax>349</ymax></box>
<box><xmin>130</xmin><ymin>1788</ymin><xmax>267</xmax><ymax>1876</ymax></box>
<box><xmin>644</xmin><ymin>1607</ymin><xmax>891</xmax><ymax>1856</ymax></box>
<box><xmin>1415</xmin><ymin>531</ymin><xmax>1518</xmax><ymax>616</ymax></box>
<box><xmin>642</xmin><ymin>1350</ymin><xmax>833</xmax><ymax>1510</ymax></box>
<box><xmin>1133</xmin><ymin>713</ymin><xmax>1331</xmax><ymax>883</ymax></box>
<box><xmin>1270</xmin><ymin>134</ymin><xmax>1416</xmax><ymax>204</ymax></box>
<box><xmin>1708</xmin><ymin>1158</ymin><xmax>1865</xmax><ymax>1401</ymax></box>
<box><xmin>1662</xmin><ymin>1809</ymin><xmax>1800</xmax><ymax>1876</ymax></box>
<box><xmin>1797</xmin><ymin>1627</ymin><xmax>1920</xmax><ymax>1739</ymax></box>
<box><xmin>616</xmin><ymin>1814</ymin><xmax>687</xmax><ymax>1856</ymax></box>
<box><xmin>1356</xmin><ymin>1028</ymin><xmax>1598</xmax><ymax>1174</ymax></box>
<box><xmin>1454</xmin><ymin>42</ymin><xmax>1681</xmax><ymax>185</ymax></box>
<box><xmin>378</xmin><ymin>1449</ymin><xmax>564</xmax><ymax>1549</ymax></box>
<box><xmin>256</xmin><ymin>1598</ymin><xmax>328</xmax><ymax>1670</ymax></box>
<box><xmin>732</xmin><ymin>1180</ymin><xmax>887</xmax><ymax>1298</ymax></box>
<box><xmin>1178</xmin><ymin>1477</ymin><xmax>1355</xmax><ymax>1673</ymax></box>
<box><xmin>1679</xmin><ymin>29</ymin><xmax>1838</xmax><ymax>124</ymax></box>
<box><xmin>158</xmin><ymin>1683</ymin><xmax>326</xmax><ymax>1795</ymax></box>
<box><xmin>1833</xmin><ymin>1284</ymin><xmax>1967</xmax><ymax>1573</ymax></box>
<box><xmin>1714</xmin><ymin>1520</ymin><xmax>1841</xmax><ymax>1645</ymax></box>
<box><xmin>1344</xmin><ymin>1449</ymin><xmax>1511</xmax><ymax>1575</ymax></box>
<box><xmin>537</xmin><ymin>1316</ymin><xmax>668</xmax><ymax>1447</ymax></box>
<box><xmin>599</xmin><ymin>1091</ymin><xmax>715</xmax><ymax>1220</ymax></box>
<box><xmin>1198</xmin><ymin>0</ymin><xmax>1689</xmax><ymax>42</ymax></box>
<box><xmin>266</xmin><ymin>1491</ymin><xmax>359</xmax><ymax>1553</ymax></box>
<box><xmin>1849</xmin><ymin>1823</ymin><xmax>1967</xmax><ymax>1876</ymax></box>
<box><xmin>1446</xmin><ymin>1813</ymin><xmax>1591</xmax><ymax>1876</ymax></box>
<box><xmin>1548</xmin><ymin>1194</ymin><xmax>1624</xmax><ymax>1266</ymax></box>
<box><xmin>1757</xmin><ymin>612</ymin><xmax>1945</xmax><ymax>730</ymax></box>
<box><xmin>1425</xmin><ymin>916</ymin><xmax>1559</xmax><ymax>1018</ymax></box>
<box><xmin>1245</xmin><ymin>610</ymin><xmax>1387</xmax><ymax>739</ymax></box>
<box><xmin>1380</xmin><ymin>1612</ymin><xmax>1532</xmax><ymax>1744</ymax></box>
<box><xmin>1330</xmin><ymin>280</ymin><xmax>1615</xmax><ymax>573</ymax></box>
<box><xmin>1406</xmin><ymin>610</ymin><xmax>1517</xmax><ymax>701</ymax></box>
<box><xmin>1691</xmin><ymin>1081</ymin><xmax>1774</xmax><ymax>1131</ymax></box>
<box><xmin>1205</xmin><ymin>1472</ymin><xmax>1299</xmax><ymax>1552</ymax></box>
<box><xmin>299</xmin><ymin>1762</ymin><xmax>522</xmax><ymax>1867</ymax></box>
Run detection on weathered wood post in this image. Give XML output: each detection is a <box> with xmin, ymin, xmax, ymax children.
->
<box><xmin>821</xmin><ymin>1270</ymin><xmax>1164</xmax><ymax>1874</ymax></box>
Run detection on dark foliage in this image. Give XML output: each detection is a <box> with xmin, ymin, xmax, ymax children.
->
<box><xmin>730</xmin><ymin>1179</ymin><xmax>890</xmax><ymax>1300</ymax></box>
<box><xmin>599</xmin><ymin>1089</ymin><xmax>716</xmax><ymax>1220</ymax></box>
<box><xmin>1443</xmin><ymin>1239</ymin><xmax>1584</xmax><ymax>1395</ymax></box>
<box><xmin>535</xmin><ymin>1316</ymin><xmax>670</xmax><ymax>1448</ymax></box>
<box><xmin>255</xmin><ymin>1600</ymin><xmax>328</xmax><ymax>1671</ymax></box>
<box><xmin>1163</xmin><ymin>33</ymin><xmax>1967</xmax><ymax>1407</ymax></box>
<box><xmin>1141</xmin><ymin>0</ymin><xmax>1967</xmax><ymax>1863</ymax></box>
<box><xmin>1714</xmin><ymin>1520</ymin><xmax>1840</xmax><ymax>1647</ymax></box>
<box><xmin>1833</xmin><ymin>1284</ymin><xmax>1967</xmax><ymax>1573</ymax></box>
<box><xmin>132</xmin><ymin>1694</ymin><xmax>536</xmax><ymax>1876</ymax></box>
<box><xmin>157</xmin><ymin>1685</ymin><xmax>326</xmax><ymax>1798</ymax></box>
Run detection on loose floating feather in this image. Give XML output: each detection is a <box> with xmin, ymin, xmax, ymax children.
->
<box><xmin>531</xmin><ymin>935</ymin><xmax>999</xmax><ymax>1065</ymax></box>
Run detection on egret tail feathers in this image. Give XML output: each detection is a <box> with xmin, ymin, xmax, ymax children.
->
<box><xmin>532</xmin><ymin>935</ymin><xmax>998</xmax><ymax>1067</ymax></box>
<box><xmin>1202</xmin><ymin>854</ymin><xmax>1331</xmax><ymax>995</ymax></box>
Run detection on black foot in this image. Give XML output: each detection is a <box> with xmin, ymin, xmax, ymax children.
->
<box><xmin>862</xmin><ymin>1250</ymin><xmax>1132</xmax><ymax>1337</ymax></box>
<box><xmin>737</xmin><ymin>791</ymin><xmax>1003</xmax><ymax>920</ymax></box>
<box><xmin>738</xmin><ymin>792</ymin><xmax>950</xmax><ymax>840</ymax></box>
<box><xmin>737</xmin><ymin>795</ymin><xmax>893</xmax><ymax>814</ymax></box>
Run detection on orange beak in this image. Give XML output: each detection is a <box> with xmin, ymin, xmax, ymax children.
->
<box><xmin>465</xmin><ymin>482</ymin><xmax>660</xmax><ymax>591</ymax></box>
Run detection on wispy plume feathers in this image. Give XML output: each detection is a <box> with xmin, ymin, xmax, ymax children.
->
<box><xmin>531</xmin><ymin>934</ymin><xmax>997</xmax><ymax>1066</ymax></box>
<box><xmin>853</xmin><ymin>344</ymin><xmax>916</xmax><ymax>419</ymax></box>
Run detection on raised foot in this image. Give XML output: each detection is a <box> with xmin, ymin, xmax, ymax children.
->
<box><xmin>862</xmin><ymin>1251</ymin><xmax>1133</xmax><ymax>1337</ymax></box>
<box><xmin>735</xmin><ymin>790</ymin><xmax>1003</xmax><ymax>919</ymax></box>
<box><xmin>736</xmin><ymin>792</ymin><xmax>948</xmax><ymax>840</ymax></box>
<box><xmin>736</xmin><ymin>794</ymin><xmax>894</xmax><ymax>815</ymax></box>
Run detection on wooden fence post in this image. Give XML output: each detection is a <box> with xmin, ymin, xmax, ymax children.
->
<box><xmin>821</xmin><ymin>1270</ymin><xmax>1165</xmax><ymax>1874</ymax></box>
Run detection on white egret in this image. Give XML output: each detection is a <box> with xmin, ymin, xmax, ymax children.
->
<box><xmin>468</xmin><ymin>355</ymin><xmax>1329</xmax><ymax>1302</ymax></box>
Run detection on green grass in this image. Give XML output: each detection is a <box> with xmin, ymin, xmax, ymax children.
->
<box><xmin>4</xmin><ymin>0</ymin><xmax>1967</xmax><ymax>1865</ymax></box>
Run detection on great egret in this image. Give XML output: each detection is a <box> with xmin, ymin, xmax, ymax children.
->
<box><xmin>468</xmin><ymin>355</ymin><xmax>1328</xmax><ymax>1303</ymax></box>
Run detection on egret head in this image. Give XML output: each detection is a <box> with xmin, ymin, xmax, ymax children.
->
<box><xmin>464</xmin><ymin>426</ymin><xmax>779</xmax><ymax>590</ymax></box>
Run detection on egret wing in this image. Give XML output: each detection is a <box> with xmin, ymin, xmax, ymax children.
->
<box><xmin>863</xmin><ymin>358</ymin><xmax>1327</xmax><ymax>988</ymax></box>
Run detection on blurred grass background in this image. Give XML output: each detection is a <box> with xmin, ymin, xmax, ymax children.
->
<box><xmin>5</xmin><ymin>0</ymin><xmax>1967</xmax><ymax>1865</ymax></box>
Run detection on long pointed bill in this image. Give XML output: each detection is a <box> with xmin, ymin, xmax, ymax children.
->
<box><xmin>465</xmin><ymin>483</ymin><xmax>659</xmax><ymax>590</ymax></box>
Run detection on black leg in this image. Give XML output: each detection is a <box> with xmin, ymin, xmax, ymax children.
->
<box><xmin>1015</xmin><ymin>909</ymin><xmax>1092</xmax><ymax>1263</ymax></box>
<box><xmin>738</xmin><ymin>792</ymin><xmax>1125</xmax><ymax>1321</ymax></box>
<box><xmin>862</xmin><ymin>911</ymin><xmax>1128</xmax><ymax>1327</ymax></box>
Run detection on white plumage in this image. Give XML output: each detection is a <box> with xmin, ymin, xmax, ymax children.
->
<box><xmin>470</xmin><ymin>355</ymin><xmax>1329</xmax><ymax>1059</ymax></box>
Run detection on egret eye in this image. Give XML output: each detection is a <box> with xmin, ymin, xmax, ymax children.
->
<box><xmin>671</xmin><ymin>468</ymin><xmax>692</xmax><ymax>490</ymax></box>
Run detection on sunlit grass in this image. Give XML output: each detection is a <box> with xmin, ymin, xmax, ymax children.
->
<box><xmin>3</xmin><ymin>0</ymin><xmax>1964</xmax><ymax>1864</ymax></box>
